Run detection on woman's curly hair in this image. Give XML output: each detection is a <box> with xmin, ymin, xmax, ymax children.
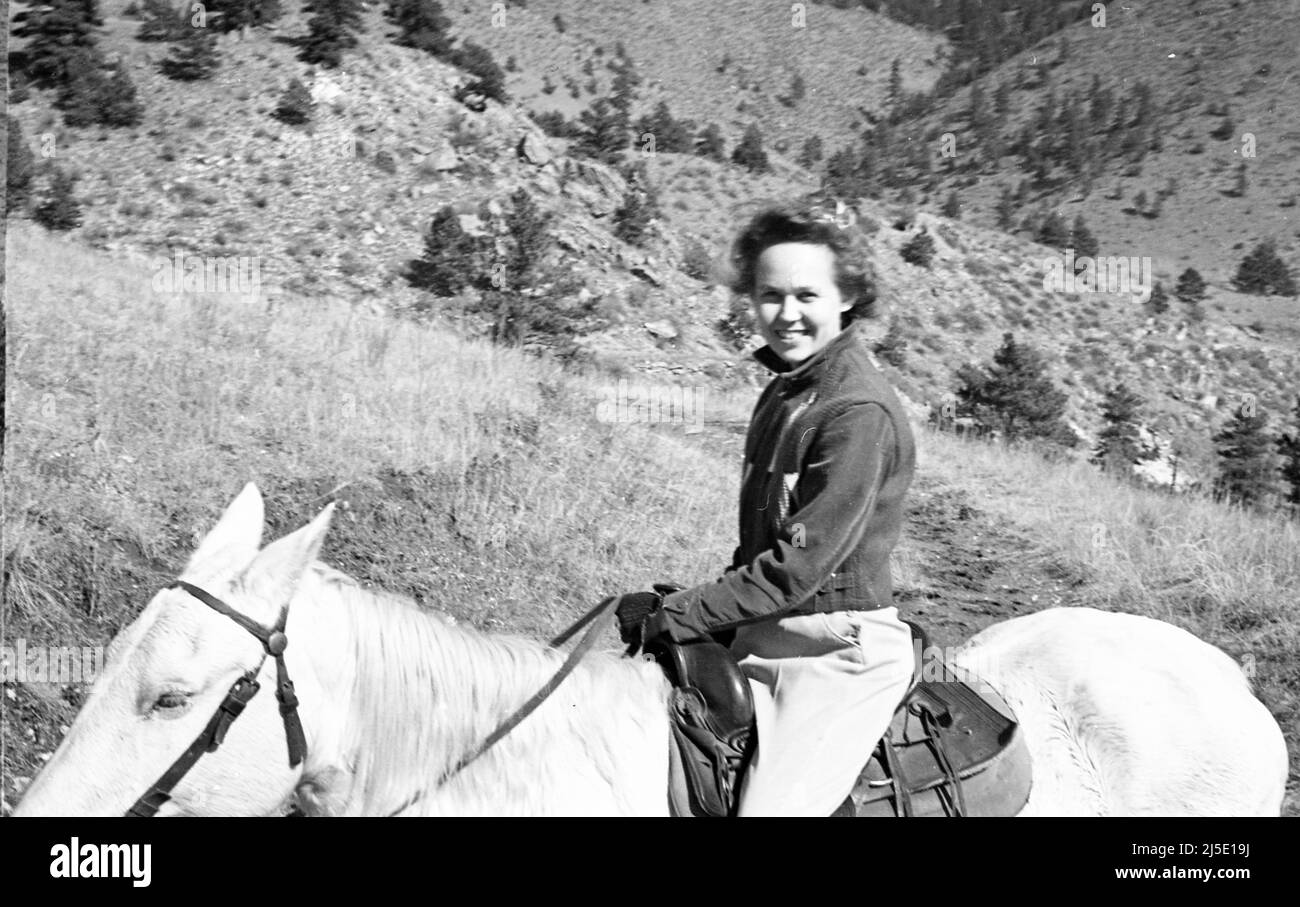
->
<box><xmin>726</xmin><ymin>201</ymin><xmax>879</xmax><ymax>327</ymax></box>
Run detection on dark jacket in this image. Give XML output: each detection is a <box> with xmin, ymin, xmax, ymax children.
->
<box><xmin>654</xmin><ymin>322</ymin><xmax>916</xmax><ymax>643</ymax></box>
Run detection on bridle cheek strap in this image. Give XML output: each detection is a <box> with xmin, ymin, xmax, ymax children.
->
<box><xmin>171</xmin><ymin>579</ymin><xmax>308</xmax><ymax>767</ymax></box>
<box><xmin>125</xmin><ymin>580</ymin><xmax>307</xmax><ymax>817</ymax></box>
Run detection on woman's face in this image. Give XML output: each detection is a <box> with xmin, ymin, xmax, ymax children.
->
<box><xmin>751</xmin><ymin>243</ymin><xmax>852</xmax><ymax>365</ymax></box>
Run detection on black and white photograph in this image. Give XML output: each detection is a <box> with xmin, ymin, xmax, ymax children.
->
<box><xmin>2</xmin><ymin>0</ymin><xmax>1296</xmax><ymax>838</ymax></box>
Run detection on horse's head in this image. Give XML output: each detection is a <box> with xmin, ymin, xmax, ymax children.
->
<box><xmin>16</xmin><ymin>484</ymin><xmax>336</xmax><ymax>816</ymax></box>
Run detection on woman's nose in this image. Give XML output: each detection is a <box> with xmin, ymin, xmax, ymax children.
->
<box><xmin>777</xmin><ymin>295</ymin><xmax>801</xmax><ymax>322</ymax></box>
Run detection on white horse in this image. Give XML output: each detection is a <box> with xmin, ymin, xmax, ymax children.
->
<box><xmin>15</xmin><ymin>485</ymin><xmax>1289</xmax><ymax>816</ymax></box>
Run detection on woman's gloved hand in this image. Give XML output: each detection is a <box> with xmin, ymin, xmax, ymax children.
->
<box><xmin>614</xmin><ymin>592</ymin><xmax>663</xmax><ymax>648</ymax></box>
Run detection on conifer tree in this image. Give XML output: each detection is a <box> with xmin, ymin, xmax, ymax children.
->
<box><xmin>99</xmin><ymin>63</ymin><xmax>143</xmax><ymax>127</ymax></box>
<box><xmin>954</xmin><ymin>332</ymin><xmax>1075</xmax><ymax>445</ymax></box>
<box><xmin>995</xmin><ymin>185</ymin><xmax>1016</xmax><ymax>232</ymax></box>
<box><xmin>1070</xmin><ymin>214</ymin><xmax>1098</xmax><ymax>261</ymax></box>
<box><xmin>1091</xmin><ymin>382</ymin><xmax>1147</xmax><ymax>476</ymax></box>
<box><xmin>1276</xmin><ymin>395</ymin><xmax>1300</xmax><ymax>510</ymax></box>
<box><xmin>900</xmin><ymin>228</ymin><xmax>935</xmax><ymax>268</ymax></box>
<box><xmin>13</xmin><ymin>0</ymin><xmax>103</xmax><ymax>88</ymax></box>
<box><xmin>450</xmin><ymin>41</ymin><xmax>508</xmax><ymax>103</ymax></box>
<box><xmin>407</xmin><ymin>205</ymin><xmax>481</xmax><ymax>296</ymax></box>
<box><xmin>731</xmin><ymin>123</ymin><xmax>769</xmax><ymax>173</ymax></box>
<box><xmin>1147</xmin><ymin>281</ymin><xmax>1169</xmax><ymax>316</ymax></box>
<box><xmin>613</xmin><ymin>163</ymin><xmax>660</xmax><ymax>247</ymax></box>
<box><xmin>206</xmin><ymin>0</ymin><xmax>283</xmax><ymax>33</ymax></box>
<box><xmin>34</xmin><ymin>167</ymin><xmax>83</xmax><ymax>231</ymax></box>
<box><xmin>299</xmin><ymin>0</ymin><xmax>364</xmax><ymax>68</ymax></box>
<box><xmin>797</xmin><ymin>134</ymin><xmax>824</xmax><ymax>169</ymax></box>
<box><xmin>136</xmin><ymin>0</ymin><xmax>185</xmax><ymax>41</ymax></box>
<box><xmin>1233</xmin><ymin>240</ymin><xmax>1297</xmax><ymax>296</ymax></box>
<box><xmin>273</xmin><ymin>78</ymin><xmax>314</xmax><ymax>125</ymax></box>
<box><xmin>160</xmin><ymin>22</ymin><xmax>220</xmax><ymax>80</ymax></box>
<box><xmin>942</xmin><ymin>190</ymin><xmax>961</xmax><ymax>219</ymax></box>
<box><xmin>1212</xmin><ymin>406</ymin><xmax>1279</xmax><ymax>507</ymax></box>
<box><xmin>387</xmin><ymin>0</ymin><xmax>453</xmax><ymax>57</ymax></box>
<box><xmin>1174</xmin><ymin>268</ymin><xmax>1206</xmax><ymax>305</ymax></box>
<box><xmin>695</xmin><ymin>123</ymin><xmax>726</xmax><ymax>163</ymax></box>
<box><xmin>1035</xmin><ymin>210</ymin><xmax>1069</xmax><ymax>249</ymax></box>
<box><xmin>574</xmin><ymin>96</ymin><xmax>628</xmax><ymax>165</ymax></box>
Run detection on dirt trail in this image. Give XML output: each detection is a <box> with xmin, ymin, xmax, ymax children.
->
<box><xmin>896</xmin><ymin>472</ymin><xmax>1092</xmax><ymax>650</ymax></box>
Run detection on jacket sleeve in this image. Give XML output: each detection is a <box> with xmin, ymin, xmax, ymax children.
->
<box><xmin>654</xmin><ymin>402</ymin><xmax>897</xmax><ymax>642</ymax></box>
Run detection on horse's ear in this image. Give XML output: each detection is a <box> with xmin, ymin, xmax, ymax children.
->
<box><xmin>182</xmin><ymin>483</ymin><xmax>265</xmax><ymax>579</ymax></box>
<box><xmin>236</xmin><ymin>503</ymin><xmax>336</xmax><ymax>608</ymax></box>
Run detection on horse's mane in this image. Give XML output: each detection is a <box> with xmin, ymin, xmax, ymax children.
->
<box><xmin>298</xmin><ymin>564</ymin><xmax>667</xmax><ymax>815</ymax></box>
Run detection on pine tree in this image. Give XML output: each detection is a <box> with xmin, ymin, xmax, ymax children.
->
<box><xmin>13</xmin><ymin>0</ymin><xmax>103</xmax><ymax>89</ymax></box>
<box><xmin>407</xmin><ymin>205</ymin><xmax>481</xmax><ymax>296</ymax></box>
<box><xmin>502</xmin><ymin>187</ymin><xmax>552</xmax><ymax>291</ymax></box>
<box><xmin>694</xmin><ymin>123</ymin><xmax>726</xmax><ymax>163</ymax></box>
<box><xmin>6</xmin><ymin>116</ymin><xmax>36</xmax><ymax>215</ymax></box>
<box><xmin>1174</xmin><ymin>268</ymin><xmax>1206</xmax><ymax>304</ymax></box>
<box><xmin>1232</xmin><ymin>240</ymin><xmax>1297</xmax><ymax>296</ymax></box>
<box><xmin>873</xmin><ymin>318</ymin><xmax>907</xmax><ymax>367</ymax></box>
<box><xmin>1276</xmin><ymin>395</ymin><xmax>1300</xmax><ymax>509</ymax></box>
<box><xmin>797</xmin><ymin>134</ymin><xmax>823</xmax><ymax>169</ymax></box>
<box><xmin>99</xmin><ymin>63</ymin><xmax>143</xmax><ymax>127</ymax></box>
<box><xmin>1070</xmin><ymin>215</ymin><xmax>1098</xmax><ymax>261</ymax></box>
<box><xmin>574</xmin><ymin>96</ymin><xmax>628</xmax><ymax>165</ymax></box>
<box><xmin>450</xmin><ymin>41</ymin><xmax>508</xmax><ymax>103</ymax></box>
<box><xmin>613</xmin><ymin>164</ymin><xmax>660</xmax><ymax>247</ymax></box>
<box><xmin>56</xmin><ymin>50</ymin><xmax>105</xmax><ymax>126</ymax></box>
<box><xmin>1147</xmin><ymin>281</ymin><xmax>1169</xmax><ymax>316</ymax></box>
<box><xmin>785</xmin><ymin>72</ymin><xmax>806</xmax><ymax>106</ymax></box>
<box><xmin>995</xmin><ymin>185</ymin><xmax>1016</xmax><ymax>232</ymax></box>
<box><xmin>731</xmin><ymin>123</ymin><xmax>769</xmax><ymax>173</ymax></box>
<box><xmin>635</xmin><ymin>101</ymin><xmax>693</xmax><ymax>153</ymax></box>
<box><xmin>1091</xmin><ymin>382</ymin><xmax>1146</xmax><ymax>476</ymax></box>
<box><xmin>1035</xmin><ymin>210</ymin><xmax>1069</xmax><ymax>249</ymax></box>
<box><xmin>136</xmin><ymin>0</ymin><xmax>185</xmax><ymax>41</ymax></box>
<box><xmin>942</xmin><ymin>190</ymin><xmax>961</xmax><ymax>218</ymax></box>
<box><xmin>206</xmin><ymin>0</ymin><xmax>284</xmax><ymax>33</ymax></box>
<box><xmin>900</xmin><ymin>228</ymin><xmax>936</xmax><ymax>268</ymax></box>
<box><xmin>160</xmin><ymin>22</ymin><xmax>220</xmax><ymax>81</ymax></box>
<box><xmin>1212</xmin><ymin>407</ymin><xmax>1279</xmax><ymax>507</ymax></box>
<box><xmin>34</xmin><ymin>167</ymin><xmax>83</xmax><ymax>231</ymax></box>
<box><xmin>299</xmin><ymin>0</ymin><xmax>364</xmax><ymax>68</ymax></box>
<box><xmin>273</xmin><ymin>78</ymin><xmax>314</xmax><ymax>125</ymax></box>
<box><xmin>954</xmin><ymin>332</ymin><xmax>1073</xmax><ymax>445</ymax></box>
<box><xmin>887</xmin><ymin>58</ymin><xmax>903</xmax><ymax>112</ymax></box>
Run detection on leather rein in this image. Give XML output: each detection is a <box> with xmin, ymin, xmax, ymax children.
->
<box><xmin>127</xmin><ymin>580</ymin><xmax>620</xmax><ymax>817</ymax></box>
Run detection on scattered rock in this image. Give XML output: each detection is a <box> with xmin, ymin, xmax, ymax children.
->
<box><xmin>644</xmin><ymin>320</ymin><xmax>678</xmax><ymax>340</ymax></box>
<box><xmin>517</xmin><ymin>131</ymin><xmax>553</xmax><ymax>166</ymax></box>
<box><xmin>429</xmin><ymin>145</ymin><xmax>459</xmax><ymax>171</ymax></box>
<box><xmin>631</xmin><ymin>263</ymin><xmax>665</xmax><ymax>286</ymax></box>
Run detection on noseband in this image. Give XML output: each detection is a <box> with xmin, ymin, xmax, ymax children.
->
<box><xmin>126</xmin><ymin>580</ymin><xmax>307</xmax><ymax>817</ymax></box>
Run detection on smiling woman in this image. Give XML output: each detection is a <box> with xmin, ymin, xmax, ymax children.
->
<box><xmin>612</xmin><ymin>200</ymin><xmax>919</xmax><ymax>816</ymax></box>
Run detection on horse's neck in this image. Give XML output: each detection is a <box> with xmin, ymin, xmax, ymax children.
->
<box><xmin>298</xmin><ymin>569</ymin><xmax>671</xmax><ymax>816</ymax></box>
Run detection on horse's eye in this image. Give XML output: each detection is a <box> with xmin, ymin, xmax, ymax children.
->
<box><xmin>153</xmin><ymin>691</ymin><xmax>190</xmax><ymax>713</ymax></box>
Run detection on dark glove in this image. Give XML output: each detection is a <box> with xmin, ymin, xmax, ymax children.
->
<box><xmin>615</xmin><ymin>592</ymin><xmax>662</xmax><ymax>648</ymax></box>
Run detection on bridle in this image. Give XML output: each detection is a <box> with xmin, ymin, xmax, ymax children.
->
<box><xmin>126</xmin><ymin>580</ymin><xmax>621</xmax><ymax>817</ymax></box>
<box><xmin>126</xmin><ymin>580</ymin><xmax>307</xmax><ymax>817</ymax></box>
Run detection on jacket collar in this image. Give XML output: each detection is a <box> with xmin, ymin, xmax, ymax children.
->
<box><xmin>753</xmin><ymin>322</ymin><xmax>860</xmax><ymax>391</ymax></box>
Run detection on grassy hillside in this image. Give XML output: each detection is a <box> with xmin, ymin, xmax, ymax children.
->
<box><xmin>901</xmin><ymin>0</ymin><xmax>1300</xmax><ymax>336</ymax></box>
<box><xmin>4</xmin><ymin>223</ymin><xmax>1297</xmax><ymax>814</ymax></box>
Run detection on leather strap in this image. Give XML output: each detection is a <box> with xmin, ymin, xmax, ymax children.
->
<box><xmin>879</xmin><ymin>729</ymin><xmax>914</xmax><ymax>817</ymax></box>
<box><xmin>920</xmin><ymin>707</ymin><xmax>967</xmax><ymax>817</ymax></box>
<box><xmin>172</xmin><ymin>580</ymin><xmax>307</xmax><ymax>767</ymax></box>
<box><xmin>127</xmin><ymin>670</ymin><xmax>263</xmax><ymax>817</ymax></box>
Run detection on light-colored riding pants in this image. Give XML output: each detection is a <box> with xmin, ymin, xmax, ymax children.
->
<box><xmin>730</xmin><ymin>607</ymin><xmax>915</xmax><ymax>817</ymax></box>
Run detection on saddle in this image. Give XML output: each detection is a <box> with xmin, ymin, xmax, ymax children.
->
<box><xmin>651</xmin><ymin>621</ymin><xmax>1032</xmax><ymax>817</ymax></box>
